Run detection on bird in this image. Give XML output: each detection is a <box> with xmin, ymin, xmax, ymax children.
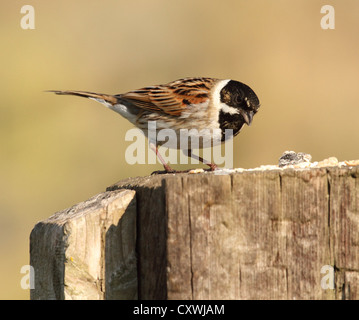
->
<box><xmin>49</xmin><ymin>77</ymin><xmax>260</xmax><ymax>173</ymax></box>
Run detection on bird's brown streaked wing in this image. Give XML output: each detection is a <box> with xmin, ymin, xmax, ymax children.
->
<box><xmin>118</xmin><ymin>89</ymin><xmax>160</xmax><ymax>111</ymax></box>
<box><xmin>121</xmin><ymin>77</ymin><xmax>218</xmax><ymax>116</ymax></box>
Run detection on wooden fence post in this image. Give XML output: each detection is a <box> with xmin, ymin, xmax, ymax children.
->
<box><xmin>30</xmin><ymin>189</ymin><xmax>137</xmax><ymax>299</ymax></box>
<box><xmin>30</xmin><ymin>165</ymin><xmax>359</xmax><ymax>299</ymax></box>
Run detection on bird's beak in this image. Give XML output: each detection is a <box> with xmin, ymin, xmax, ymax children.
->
<box><xmin>241</xmin><ymin>110</ymin><xmax>254</xmax><ymax>126</ymax></box>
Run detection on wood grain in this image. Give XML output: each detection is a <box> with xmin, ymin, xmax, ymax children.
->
<box><xmin>30</xmin><ymin>189</ymin><xmax>137</xmax><ymax>300</ymax></box>
<box><xmin>31</xmin><ymin>165</ymin><xmax>359</xmax><ymax>299</ymax></box>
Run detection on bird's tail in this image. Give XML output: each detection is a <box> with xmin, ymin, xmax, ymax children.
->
<box><xmin>47</xmin><ymin>90</ymin><xmax>118</xmax><ymax>106</ymax></box>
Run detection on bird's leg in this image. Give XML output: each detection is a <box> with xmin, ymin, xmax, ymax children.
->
<box><xmin>186</xmin><ymin>149</ymin><xmax>218</xmax><ymax>171</ymax></box>
<box><xmin>149</xmin><ymin>143</ymin><xmax>175</xmax><ymax>174</ymax></box>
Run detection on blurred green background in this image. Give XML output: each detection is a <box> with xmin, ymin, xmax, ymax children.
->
<box><xmin>1</xmin><ymin>0</ymin><xmax>358</xmax><ymax>299</ymax></box>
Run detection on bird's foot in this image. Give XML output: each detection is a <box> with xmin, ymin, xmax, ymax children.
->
<box><xmin>205</xmin><ymin>163</ymin><xmax>218</xmax><ymax>171</ymax></box>
<box><xmin>151</xmin><ymin>168</ymin><xmax>193</xmax><ymax>175</ymax></box>
<box><xmin>151</xmin><ymin>164</ymin><xmax>178</xmax><ymax>175</ymax></box>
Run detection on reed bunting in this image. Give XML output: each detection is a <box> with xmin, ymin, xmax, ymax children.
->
<box><xmin>49</xmin><ymin>77</ymin><xmax>260</xmax><ymax>173</ymax></box>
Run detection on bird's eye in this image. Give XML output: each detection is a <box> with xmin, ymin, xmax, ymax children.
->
<box><xmin>235</xmin><ymin>95</ymin><xmax>243</xmax><ymax>104</ymax></box>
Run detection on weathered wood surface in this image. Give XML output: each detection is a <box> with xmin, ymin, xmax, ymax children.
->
<box><xmin>30</xmin><ymin>189</ymin><xmax>137</xmax><ymax>300</ymax></box>
<box><xmin>30</xmin><ymin>165</ymin><xmax>359</xmax><ymax>299</ymax></box>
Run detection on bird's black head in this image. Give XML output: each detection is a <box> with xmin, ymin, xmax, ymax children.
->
<box><xmin>218</xmin><ymin>80</ymin><xmax>260</xmax><ymax>140</ymax></box>
<box><xmin>220</xmin><ymin>80</ymin><xmax>260</xmax><ymax>126</ymax></box>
